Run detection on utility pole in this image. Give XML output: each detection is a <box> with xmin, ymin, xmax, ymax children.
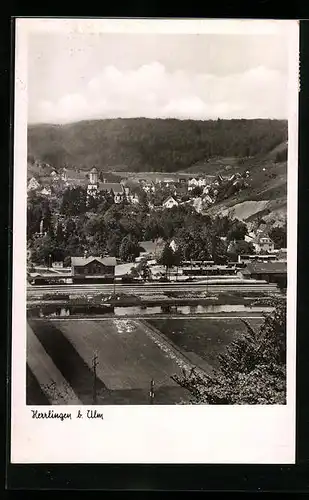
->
<box><xmin>149</xmin><ymin>379</ymin><xmax>155</xmax><ymax>405</ymax></box>
<box><xmin>92</xmin><ymin>352</ymin><xmax>98</xmax><ymax>405</ymax></box>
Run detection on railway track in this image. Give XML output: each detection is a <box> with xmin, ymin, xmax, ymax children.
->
<box><xmin>27</xmin><ymin>283</ymin><xmax>278</xmax><ymax>298</ymax></box>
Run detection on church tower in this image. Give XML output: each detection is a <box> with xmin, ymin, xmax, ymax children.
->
<box><xmin>89</xmin><ymin>167</ymin><xmax>98</xmax><ymax>185</ymax></box>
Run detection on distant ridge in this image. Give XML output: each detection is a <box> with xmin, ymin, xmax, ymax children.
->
<box><xmin>27</xmin><ymin>117</ymin><xmax>288</xmax><ymax>174</ymax></box>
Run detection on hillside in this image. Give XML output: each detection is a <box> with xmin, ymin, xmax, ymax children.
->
<box><xmin>27</xmin><ymin>118</ymin><xmax>288</xmax><ymax>174</ymax></box>
<box><xmin>204</xmin><ymin>143</ymin><xmax>288</xmax><ymax>227</ymax></box>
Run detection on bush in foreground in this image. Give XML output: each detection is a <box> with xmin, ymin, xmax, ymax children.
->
<box><xmin>172</xmin><ymin>297</ymin><xmax>286</xmax><ymax>405</ymax></box>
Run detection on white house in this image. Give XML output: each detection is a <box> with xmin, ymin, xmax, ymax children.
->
<box><xmin>203</xmin><ymin>185</ymin><xmax>211</xmax><ymax>195</ymax></box>
<box><xmin>203</xmin><ymin>194</ymin><xmax>214</xmax><ymax>205</ymax></box>
<box><xmin>27</xmin><ymin>177</ymin><xmax>40</xmax><ymax>191</ymax></box>
<box><xmin>162</xmin><ymin>196</ymin><xmax>179</xmax><ymax>209</ymax></box>
<box><xmin>253</xmin><ymin>235</ymin><xmax>275</xmax><ymax>253</ymax></box>
<box><xmin>61</xmin><ymin>168</ymin><xmax>68</xmax><ymax>182</ymax></box>
<box><xmin>197</xmin><ymin>178</ymin><xmax>207</xmax><ymax>187</ymax></box>
<box><xmin>188</xmin><ymin>178</ymin><xmax>199</xmax><ymax>191</ymax></box>
<box><xmin>50</xmin><ymin>169</ymin><xmax>59</xmax><ymax>181</ymax></box>
<box><xmin>163</xmin><ymin>178</ymin><xmax>174</xmax><ymax>187</ymax></box>
<box><xmin>192</xmin><ymin>197</ymin><xmax>203</xmax><ymax>213</ymax></box>
<box><xmin>41</xmin><ymin>186</ymin><xmax>52</xmax><ymax>196</ymax></box>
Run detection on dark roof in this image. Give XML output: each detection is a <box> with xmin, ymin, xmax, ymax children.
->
<box><xmin>71</xmin><ymin>256</ymin><xmax>117</xmax><ymax>267</ymax></box>
<box><xmin>99</xmin><ymin>183</ymin><xmax>124</xmax><ymax>194</ymax></box>
<box><xmin>162</xmin><ymin>196</ymin><xmax>178</xmax><ymax>205</ymax></box>
<box><xmin>243</xmin><ymin>261</ymin><xmax>287</xmax><ymax>275</ymax></box>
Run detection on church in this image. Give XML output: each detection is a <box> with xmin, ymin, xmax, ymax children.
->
<box><xmin>86</xmin><ymin>167</ymin><xmax>125</xmax><ymax>203</ymax></box>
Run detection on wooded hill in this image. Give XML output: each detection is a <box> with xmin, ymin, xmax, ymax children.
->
<box><xmin>27</xmin><ymin>118</ymin><xmax>288</xmax><ymax>173</ymax></box>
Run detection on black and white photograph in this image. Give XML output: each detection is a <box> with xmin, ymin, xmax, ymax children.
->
<box><xmin>11</xmin><ymin>18</ymin><xmax>298</xmax><ymax>464</ymax></box>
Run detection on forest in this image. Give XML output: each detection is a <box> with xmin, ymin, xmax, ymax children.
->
<box><xmin>27</xmin><ymin>118</ymin><xmax>288</xmax><ymax>173</ymax></box>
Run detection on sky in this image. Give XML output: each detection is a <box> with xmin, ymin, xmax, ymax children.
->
<box><xmin>28</xmin><ymin>32</ymin><xmax>289</xmax><ymax>124</ymax></box>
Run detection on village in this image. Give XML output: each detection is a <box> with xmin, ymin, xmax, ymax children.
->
<box><xmin>27</xmin><ymin>161</ymin><xmax>287</xmax><ymax>291</ymax></box>
<box><xmin>27</xmin><ymin>161</ymin><xmax>251</xmax><ymax>211</ymax></box>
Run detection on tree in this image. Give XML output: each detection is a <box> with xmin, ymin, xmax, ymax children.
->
<box><xmin>159</xmin><ymin>244</ymin><xmax>177</xmax><ymax>278</ymax></box>
<box><xmin>119</xmin><ymin>235</ymin><xmax>140</xmax><ymax>262</ymax></box>
<box><xmin>60</xmin><ymin>186</ymin><xmax>87</xmax><ymax>215</ymax></box>
<box><xmin>171</xmin><ymin>298</ymin><xmax>286</xmax><ymax>404</ymax></box>
<box><xmin>228</xmin><ymin>240</ymin><xmax>255</xmax><ymax>261</ymax></box>
<box><xmin>55</xmin><ymin>222</ymin><xmax>65</xmax><ymax>245</ymax></box>
<box><xmin>106</xmin><ymin>234</ymin><xmax>122</xmax><ymax>257</ymax></box>
<box><xmin>212</xmin><ymin>236</ymin><xmax>228</xmax><ymax>264</ymax></box>
<box><xmin>191</xmin><ymin>186</ymin><xmax>203</xmax><ymax>197</ymax></box>
<box><xmin>269</xmin><ymin>225</ymin><xmax>287</xmax><ymax>249</ymax></box>
<box><xmin>30</xmin><ymin>234</ymin><xmax>57</xmax><ymax>265</ymax></box>
<box><xmin>227</xmin><ymin>219</ymin><xmax>248</xmax><ymax>242</ymax></box>
<box><xmin>129</xmin><ymin>266</ymin><xmax>140</xmax><ymax>279</ymax></box>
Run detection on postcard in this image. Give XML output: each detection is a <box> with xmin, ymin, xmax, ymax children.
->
<box><xmin>11</xmin><ymin>18</ymin><xmax>298</xmax><ymax>464</ymax></box>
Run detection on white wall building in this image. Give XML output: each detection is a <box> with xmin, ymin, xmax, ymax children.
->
<box><xmin>27</xmin><ymin>177</ymin><xmax>40</xmax><ymax>191</ymax></box>
<box><xmin>162</xmin><ymin>196</ymin><xmax>179</xmax><ymax>209</ymax></box>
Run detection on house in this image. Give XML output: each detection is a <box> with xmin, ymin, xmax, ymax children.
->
<box><xmin>99</xmin><ymin>183</ymin><xmax>125</xmax><ymax>203</ymax></box>
<box><xmin>162</xmin><ymin>196</ymin><xmax>179</xmax><ymax>209</ymax></box>
<box><xmin>188</xmin><ymin>178</ymin><xmax>199</xmax><ymax>191</ymax></box>
<box><xmin>244</xmin><ymin>235</ymin><xmax>254</xmax><ymax>244</ymax></box>
<box><xmin>129</xmin><ymin>193</ymin><xmax>140</xmax><ymax>205</ymax></box>
<box><xmin>179</xmin><ymin>177</ymin><xmax>187</xmax><ymax>184</ymax></box>
<box><xmin>253</xmin><ymin>235</ymin><xmax>275</xmax><ymax>253</ymax></box>
<box><xmin>202</xmin><ymin>185</ymin><xmax>211</xmax><ymax>195</ymax></box>
<box><xmin>240</xmin><ymin>261</ymin><xmax>287</xmax><ymax>288</ymax></box>
<box><xmin>203</xmin><ymin>194</ymin><xmax>214</xmax><ymax>205</ymax></box>
<box><xmin>71</xmin><ymin>256</ymin><xmax>116</xmax><ymax>278</ymax></box>
<box><xmin>61</xmin><ymin>167</ymin><xmax>68</xmax><ymax>182</ymax></box>
<box><xmin>27</xmin><ymin>177</ymin><xmax>40</xmax><ymax>191</ymax></box>
<box><xmin>163</xmin><ymin>178</ymin><xmax>174</xmax><ymax>187</ymax></box>
<box><xmin>51</xmin><ymin>169</ymin><xmax>59</xmax><ymax>181</ymax></box>
<box><xmin>197</xmin><ymin>178</ymin><xmax>207</xmax><ymax>187</ymax></box>
<box><xmin>124</xmin><ymin>186</ymin><xmax>130</xmax><ymax>197</ymax></box>
<box><xmin>216</xmin><ymin>174</ymin><xmax>224</xmax><ymax>184</ymax></box>
<box><xmin>192</xmin><ymin>197</ymin><xmax>203</xmax><ymax>213</ymax></box>
<box><xmin>40</xmin><ymin>186</ymin><xmax>52</xmax><ymax>196</ymax></box>
<box><xmin>142</xmin><ymin>182</ymin><xmax>155</xmax><ymax>193</ymax></box>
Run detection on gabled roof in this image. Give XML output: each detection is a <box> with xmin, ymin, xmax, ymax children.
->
<box><xmin>71</xmin><ymin>256</ymin><xmax>117</xmax><ymax>267</ymax></box>
<box><xmin>253</xmin><ymin>234</ymin><xmax>274</xmax><ymax>245</ymax></box>
<box><xmin>99</xmin><ymin>183</ymin><xmax>124</xmax><ymax>194</ymax></box>
<box><xmin>162</xmin><ymin>196</ymin><xmax>178</xmax><ymax>205</ymax></box>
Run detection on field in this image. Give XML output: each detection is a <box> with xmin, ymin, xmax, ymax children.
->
<box><xmin>146</xmin><ymin>317</ymin><xmax>264</xmax><ymax>370</ymax></box>
<box><xmin>27</xmin><ymin>318</ymin><xmax>193</xmax><ymax>405</ymax></box>
<box><xmin>27</xmin><ymin>315</ymin><xmax>265</xmax><ymax>405</ymax></box>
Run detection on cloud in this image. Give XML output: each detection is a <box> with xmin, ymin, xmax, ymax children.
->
<box><xmin>32</xmin><ymin>61</ymin><xmax>287</xmax><ymax>123</ymax></box>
